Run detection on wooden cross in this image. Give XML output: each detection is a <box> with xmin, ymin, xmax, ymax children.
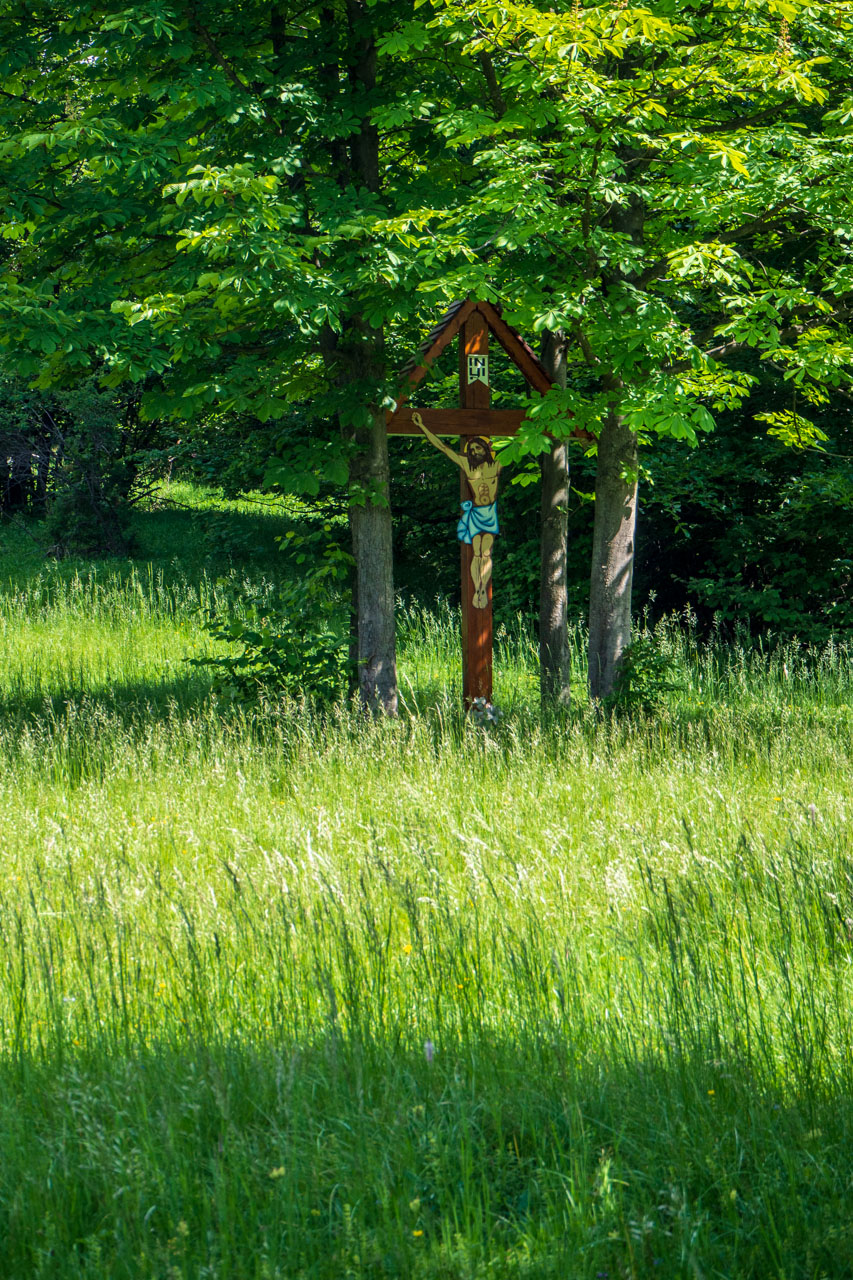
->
<box><xmin>386</xmin><ymin>296</ymin><xmax>555</xmax><ymax>708</ymax></box>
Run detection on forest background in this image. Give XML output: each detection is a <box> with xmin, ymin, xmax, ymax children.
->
<box><xmin>1</xmin><ymin>0</ymin><xmax>852</xmax><ymax>710</ymax></box>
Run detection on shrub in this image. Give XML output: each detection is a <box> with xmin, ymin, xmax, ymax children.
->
<box><xmin>195</xmin><ymin>583</ymin><xmax>350</xmax><ymax>704</ymax></box>
<box><xmin>0</xmin><ymin>376</ymin><xmax>162</xmax><ymax>556</ymax></box>
<box><xmin>603</xmin><ymin>634</ymin><xmax>685</xmax><ymax>714</ymax></box>
<box><xmin>194</xmin><ymin>527</ymin><xmax>354</xmax><ymax>703</ymax></box>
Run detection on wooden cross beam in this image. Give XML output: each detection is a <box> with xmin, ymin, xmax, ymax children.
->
<box><xmin>387</xmin><ymin>407</ymin><xmax>525</xmax><ymax>437</ymax></box>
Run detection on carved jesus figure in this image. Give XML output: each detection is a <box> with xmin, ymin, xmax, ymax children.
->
<box><xmin>412</xmin><ymin>411</ymin><xmax>502</xmax><ymax>610</ymax></box>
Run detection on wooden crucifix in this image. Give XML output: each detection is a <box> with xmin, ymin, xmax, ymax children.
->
<box><xmin>386</xmin><ymin>296</ymin><xmax>554</xmax><ymax>708</ymax></box>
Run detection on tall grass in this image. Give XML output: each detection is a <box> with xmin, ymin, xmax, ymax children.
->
<box><xmin>0</xmin><ymin>554</ymin><xmax>851</xmax><ymax>1277</ymax></box>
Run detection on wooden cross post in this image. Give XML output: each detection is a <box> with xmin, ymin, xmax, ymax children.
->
<box><xmin>459</xmin><ymin>310</ymin><xmax>492</xmax><ymax>706</ymax></box>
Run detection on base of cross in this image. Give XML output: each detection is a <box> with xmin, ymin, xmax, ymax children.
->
<box><xmin>460</xmin><ymin>531</ymin><xmax>493</xmax><ymax>705</ymax></box>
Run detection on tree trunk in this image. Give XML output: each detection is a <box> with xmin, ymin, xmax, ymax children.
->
<box><xmin>539</xmin><ymin>329</ymin><xmax>571</xmax><ymax>708</ymax></box>
<box><xmin>588</xmin><ymin>407</ymin><xmax>638</xmax><ymax>699</ymax></box>
<box><xmin>321</xmin><ymin>316</ymin><xmax>397</xmax><ymax>715</ymax></box>
<box><xmin>340</xmin><ymin>0</ymin><xmax>397</xmax><ymax>714</ymax></box>
<box><xmin>348</xmin><ymin>406</ymin><xmax>398</xmax><ymax>714</ymax></box>
<box><xmin>585</xmin><ymin>146</ymin><xmax>646</xmax><ymax>700</ymax></box>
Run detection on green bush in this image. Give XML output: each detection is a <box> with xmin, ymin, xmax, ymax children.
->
<box><xmin>0</xmin><ymin>375</ymin><xmax>163</xmax><ymax>556</ymax></box>
<box><xmin>194</xmin><ymin>526</ymin><xmax>354</xmax><ymax>703</ymax></box>
<box><xmin>603</xmin><ymin>633</ymin><xmax>685</xmax><ymax>714</ymax></box>
<box><xmin>43</xmin><ymin>421</ymin><xmax>134</xmax><ymax>557</ymax></box>
<box><xmin>195</xmin><ymin>582</ymin><xmax>351</xmax><ymax>704</ymax></box>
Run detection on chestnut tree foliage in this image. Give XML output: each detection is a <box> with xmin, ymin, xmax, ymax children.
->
<box><xmin>417</xmin><ymin>0</ymin><xmax>853</xmax><ymax>690</ymax></box>
<box><xmin>1</xmin><ymin>0</ymin><xmax>852</xmax><ymax>700</ymax></box>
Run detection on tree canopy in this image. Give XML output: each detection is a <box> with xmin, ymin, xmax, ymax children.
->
<box><xmin>7</xmin><ymin>3</ymin><xmax>850</xmax><ymax>420</ymax></box>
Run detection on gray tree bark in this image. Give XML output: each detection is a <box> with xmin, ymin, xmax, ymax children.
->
<box><xmin>539</xmin><ymin>329</ymin><xmax>571</xmax><ymax>708</ymax></box>
<box><xmin>583</xmin><ymin>148</ymin><xmax>646</xmax><ymax>700</ymax></box>
<box><xmin>320</xmin><ymin>323</ymin><xmax>397</xmax><ymax>715</ymax></box>
<box><xmin>331</xmin><ymin>0</ymin><xmax>398</xmax><ymax>714</ymax></box>
<box><xmin>588</xmin><ymin>406</ymin><xmax>638</xmax><ymax>700</ymax></box>
<box><xmin>348</xmin><ymin>404</ymin><xmax>398</xmax><ymax>714</ymax></box>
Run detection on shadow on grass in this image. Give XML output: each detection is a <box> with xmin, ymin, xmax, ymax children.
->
<box><xmin>0</xmin><ymin>498</ymin><xmax>294</xmax><ymax>592</ymax></box>
<box><xmin>1</xmin><ymin>1032</ymin><xmax>852</xmax><ymax>1279</ymax></box>
<box><xmin>3</xmin><ymin>670</ymin><xmax>851</xmax><ymax>775</ymax></box>
<box><xmin>128</xmin><ymin>501</ymin><xmax>292</xmax><ymax>580</ymax></box>
<box><xmin>0</xmin><ymin>672</ymin><xmax>219</xmax><ymax>729</ymax></box>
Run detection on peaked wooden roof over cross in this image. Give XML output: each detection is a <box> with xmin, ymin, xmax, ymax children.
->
<box><xmin>386</xmin><ymin>294</ymin><xmax>555</xmax><ymax>437</ymax></box>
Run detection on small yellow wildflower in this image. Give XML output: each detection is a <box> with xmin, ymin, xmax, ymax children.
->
<box><xmin>707</xmin><ymin>1089</ymin><xmax>715</xmax><ymax>1097</ymax></box>
<box><xmin>402</xmin><ymin>944</ymin><xmax>412</xmax><ymax>955</ymax></box>
<box><xmin>269</xmin><ymin>1167</ymin><xmax>286</xmax><ymax>1180</ymax></box>
<box><xmin>413</xmin><ymin>1230</ymin><xmax>423</xmax><ymax>1238</ymax></box>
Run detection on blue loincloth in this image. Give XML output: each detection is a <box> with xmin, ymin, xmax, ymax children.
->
<box><xmin>457</xmin><ymin>501</ymin><xmax>499</xmax><ymax>545</ymax></box>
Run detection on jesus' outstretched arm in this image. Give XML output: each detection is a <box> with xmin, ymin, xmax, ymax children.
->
<box><xmin>411</xmin><ymin>411</ymin><xmax>466</xmax><ymax>470</ymax></box>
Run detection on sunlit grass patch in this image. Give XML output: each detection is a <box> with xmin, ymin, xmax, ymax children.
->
<box><xmin>0</xmin><ymin>513</ymin><xmax>851</xmax><ymax>1277</ymax></box>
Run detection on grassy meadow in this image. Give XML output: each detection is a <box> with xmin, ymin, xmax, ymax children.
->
<box><xmin>0</xmin><ymin>484</ymin><xmax>852</xmax><ymax>1278</ymax></box>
